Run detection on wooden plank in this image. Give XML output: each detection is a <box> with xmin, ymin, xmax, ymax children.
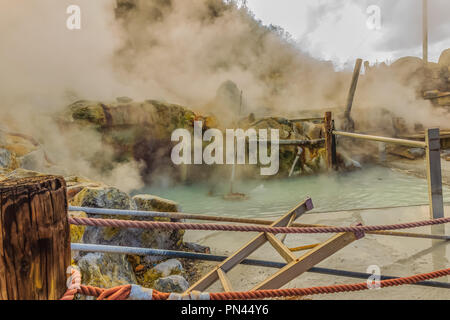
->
<box><xmin>184</xmin><ymin>198</ymin><xmax>313</xmax><ymax>293</ymax></box>
<box><xmin>426</xmin><ymin>128</ymin><xmax>444</xmax><ymax>219</ymax></box>
<box><xmin>279</xmin><ymin>213</ymin><xmax>296</xmax><ymax>244</ymax></box>
<box><xmin>217</xmin><ymin>269</ymin><xmax>233</xmax><ymax>292</ymax></box>
<box><xmin>265</xmin><ymin>233</ymin><xmax>296</xmax><ymax>263</ymax></box>
<box><xmin>252</xmin><ymin>232</ymin><xmax>357</xmax><ymax>291</ymax></box>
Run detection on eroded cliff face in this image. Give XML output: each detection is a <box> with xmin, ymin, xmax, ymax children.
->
<box><xmin>60</xmin><ymin>97</ymin><xmax>338</xmax><ymax>185</ymax></box>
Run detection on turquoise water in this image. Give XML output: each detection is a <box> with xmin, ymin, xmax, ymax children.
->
<box><xmin>136</xmin><ymin>166</ymin><xmax>450</xmax><ymax>219</ymax></box>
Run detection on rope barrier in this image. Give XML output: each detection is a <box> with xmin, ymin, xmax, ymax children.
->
<box><xmin>61</xmin><ymin>267</ymin><xmax>450</xmax><ymax>300</ymax></box>
<box><xmin>71</xmin><ymin>243</ymin><xmax>450</xmax><ymax>289</ymax></box>
<box><xmin>70</xmin><ymin>206</ymin><xmax>450</xmax><ymax>241</ymax></box>
<box><xmin>69</xmin><ymin>216</ymin><xmax>450</xmax><ymax>234</ymax></box>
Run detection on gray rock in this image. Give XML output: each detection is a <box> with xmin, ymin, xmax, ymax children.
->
<box><xmin>72</xmin><ymin>188</ymin><xmax>183</xmax><ymax>262</ymax></box>
<box><xmin>409</xmin><ymin>148</ymin><xmax>425</xmax><ymax>158</ymax></box>
<box><xmin>0</xmin><ymin>148</ymin><xmax>13</xmax><ymax>168</ymax></box>
<box><xmin>72</xmin><ymin>186</ymin><xmax>136</xmax><ymax>211</ymax></box>
<box><xmin>133</xmin><ymin>194</ymin><xmax>184</xmax><ymax>262</ymax></box>
<box><xmin>153</xmin><ymin>259</ymin><xmax>183</xmax><ymax>277</ymax></box>
<box><xmin>19</xmin><ymin>148</ymin><xmax>47</xmax><ymax>171</ymax></box>
<box><xmin>154</xmin><ymin>275</ymin><xmax>189</xmax><ymax>293</ymax></box>
<box><xmin>77</xmin><ymin>252</ymin><xmax>137</xmax><ymax>288</ymax></box>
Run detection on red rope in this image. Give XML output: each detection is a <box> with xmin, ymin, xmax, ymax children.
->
<box><xmin>208</xmin><ymin>268</ymin><xmax>450</xmax><ymax>300</ymax></box>
<box><xmin>69</xmin><ymin>216</ymin><xmax>450</xmax><ymax>234</ymax></box>
<box><xmin>61</xmin><ymin>268</ymin><xmax>450</xmax><ymax>300</ymax></box>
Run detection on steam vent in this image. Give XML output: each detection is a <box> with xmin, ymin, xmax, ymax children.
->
<box><xmin>0</xmin><ymin>0</ymin><xmax>449</xmax><ymax>306</ymax></box>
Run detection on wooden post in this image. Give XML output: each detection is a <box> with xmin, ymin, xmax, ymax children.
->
<box><xmin>0</xmin><ymin>176</ymin><xmax>70</xmax><ymax>300</ymax></box>
<box><xmin>423</xmin><ymin>0</ymin><xmax>428</xmax><ymax>64</ymax></box>
<box><xmin>425</xmin><ymin>129</ymin><xmax>444</xmax><ymax>219</ymax></box>
<box><xmin>331</xmin><ymin>120</ymin><xmax>337</xmax><ymax>168</ymax></box>
<box><xmin>324</xmin><ymin>112</ymin><xmax>333</xmax><ymax>170</ymax></box>
<box><xmin>343</xmin><ymin>58</ymin><xmax>363</xmax><ymax>132</ymax></box>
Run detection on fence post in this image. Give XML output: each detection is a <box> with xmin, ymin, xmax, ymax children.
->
<box><xmin>331</xmin><ymin>120</ymin><xmax>337</xmax><ymax>169</ymax></box>
<box><xmin>324</xmin><ymin>112</ymin><xmax>333</xmax><ymax>171</ymax></box>
<box><xmin>425</xmin><ymin>128</ymin><xmax>444</xmax><ymax>219</ymax></box>
<box><xmin>0</xmin><ymin>176</ymin><xmax>70</xmax><ymax>300</ymax></box>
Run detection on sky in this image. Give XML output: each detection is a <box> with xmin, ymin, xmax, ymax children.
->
<box><xmin>245</xmin><ymin>0</ymin><xmax>450</xmax><ymax>70</ymax></box>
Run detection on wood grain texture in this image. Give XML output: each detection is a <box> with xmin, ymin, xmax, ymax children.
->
<box><xmin>0</xmin><ymin>176</ymin><xmax>70</xmax><ymax>300</ymax></box>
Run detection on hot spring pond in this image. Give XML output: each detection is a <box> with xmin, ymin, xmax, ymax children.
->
<box><xmin>135</xmin><ymin>166</ymin><xmax>450</xmax><ymax>219</ymax></box>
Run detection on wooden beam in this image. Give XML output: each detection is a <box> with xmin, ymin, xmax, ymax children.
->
<box><xmin>333</xmin><ymin>131</ymin><xmax>427</xmax><ymax>148</ymax></box>
<box><xmin>0</xmin><ymin>176</ymin><xmax>70</xmax><ymax>300</ymax></box>
<box><xmin>217</xmin><ymin>269</ymin><xmax>233</xmax><ymax>292</ymax></box>
<box><xmin>343</xmin><ymin>58</ymin><xmax>363</xmax><ymax>132</ymax></box>
<box><xmin>184</xmin><ymin>198</ymin><xmax>313</xmax><ymax>293</ymax></box>
<box><xmin>265</xmin><ymin>233</ymin><xmax>296</xmax><ymax>263</ymax></box>
<box><xmin>252</xmin><ymin>232</ymin><xmax>357</xmax><ymax>291</ymax></box>
<box><xmin>280</xmin><ymin>213</ymin><xmax>296</xmax><ymax>243</ymax></box>
<box><xmin>426</xmin><ymin>128</ymin><xmax>444</xmax><ymax>219</ymax></box>
<box><xmin>423</xmin><ymin>0</ymin><xmax>428</xmax><ymax>64</ymax></box>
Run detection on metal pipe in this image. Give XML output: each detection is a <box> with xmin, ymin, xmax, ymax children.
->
<box><xmin>250</xmin><ymin>139</ymin><xmax>325</xmax><ymax>146</ymax></box>
<box><xmin>333</xmin><ymin>130</ymin><xmax>427</xmax><ymax>148</ymax></box>
<box><xmin>291</xmin><ymin>117</ymin><xmax>325</xmax><ymax>123</ymax></box>
<box><xmin>69</xmin><ymin>206</ymin><xmax>450</xmax><ymax>241</ymax></box>
<box><xmin>72</xmin><ymin>243</ymin><xmax>450</xmax><ymax>289</ymax></box>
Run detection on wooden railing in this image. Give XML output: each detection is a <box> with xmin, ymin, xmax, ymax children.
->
<box><xmin>324</xmin><ymin>111</ymin><xmax>444</xmax><ymax>220</ymax></box>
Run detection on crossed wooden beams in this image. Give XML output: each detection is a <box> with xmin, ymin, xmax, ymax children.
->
<box><xmin>185</xmin><ymin>198</ymin><xmax>361</xmax><ymax>294</ymax></box>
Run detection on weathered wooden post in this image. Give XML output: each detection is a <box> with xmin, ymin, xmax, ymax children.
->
<box><xmin>331</xmin><ymin>119</ymin><xmax>337</xmax><ymax>169</ymax></box>
<box><xmin>324</xmin><ymin>112</ymin><xmax>337</xmax><ymax>171</ymax></box>
<box><xmin>0</xmin><ymin>176</ymin><xmax>70</xmax><ymax>300</ymax></box>
<box><xmin>425</xmin><ymin>128</ymin><xmax>444</xmax><ymax>219</ymax></box>
<box><xmin>324</xmin><ymin>112</ymin><xmax>333</xmax><ymax>170</ymax></box>
<box><xmin>343</xmin><ymin>58</ymin><xmax>363</xmax><ymax>132</ymax></box>
<box><xmin>423</xmin><ymin>0</ymin><xmax>428</xmax><ymax>64</ymax></box>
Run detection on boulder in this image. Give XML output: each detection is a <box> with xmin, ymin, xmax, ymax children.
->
<box><xmin>154</xmin><ymin>275</ymin><xmax>189</xmax><ymax>293</ymax></box>
<box><xmin>439</xmin><ymin>48</ymin><xmax>450</xmax><ymax>67</ymax></box>
<box><xmin>133</xmin><ymin>194</ymin><xmax>184</xmax><ymax>262</ymax></box>
<box><xmin>71</xmin><ymin>188</ymin><xmax>184</xmax><ymax>262</ymax></box>
<box><xmin>18</xmin><ymin>148</ymin><xmax>47</xmax><ymax>171</ymax></box>
<box><xmin>68</xmin><ymin>101</ymin><xmax>108</xmax><ymax>126</ymax></box>
<box><xmin>153</xmin><ymin>259</ymin><xmax>183</xmax><ymax>277</ymax></box>
<box><xmin>76</xmin><ymin>252</ymin><xmax>137</xmax><ymax>289</ymax></box>
<box><xmin>69</xmin><ymin>211</ymin><xmax>88</xmax><ymax>243</ymax></box>
<box><xmin>72</xmin><ymin>186</ymin><xmax>136</xmax><ymax>210</ymax></box>
<box><xmin>133</xmin><ymin>194</ymin><xmax>178</xmax><ymax>212</ymax></box>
